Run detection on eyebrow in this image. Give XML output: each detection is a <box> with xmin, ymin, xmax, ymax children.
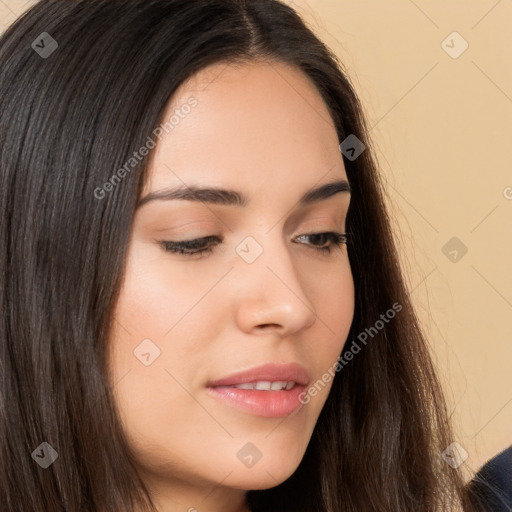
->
<box><xmin>137</xmin><ymin>179</ymin><xmax>351</xmax><ymax>209</ymax></box>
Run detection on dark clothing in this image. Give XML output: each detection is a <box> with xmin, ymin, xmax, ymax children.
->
<box><xmin>467</xmin><ymin>446</ymin><xmax>512</xmax><ymax>511</ymax></box>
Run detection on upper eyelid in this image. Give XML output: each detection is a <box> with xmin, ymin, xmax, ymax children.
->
<box><xmin>154</xmin><ymin>211</ymin><xmax>347</xmax><ymax>237</ymax></box>
<box><xmin>143</xmin><ymin>198</ymin><xmax>348</xmax><ymax>229</ymax></box>
<box><xmin>170</xmin><ymin>226</ymin><xmax>344</xmax><ymax>238</ymax></box>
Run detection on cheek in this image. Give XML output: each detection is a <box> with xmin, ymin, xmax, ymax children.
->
<box><xmin>113</xmin><ymin>240</ymin><xmax>214</xmax><ymax>339</ymax></box>
<box><xmin>107</xmin><ymin>237</ymin><xmax>231</xmax><ymax>404</ymax></box>
<box><xmin>300</xmin><ymin>261</ymin><xmax>354</xmax><ymax>407</ymax></box>
<box><xmin>106</xmin><ymin>255</ymin><xmax>226</xmax><ymax>478</ymax></box>
<box><xmin>319</xmin><ymin>262</ymin><xmax>354</xmax><ymax>330</ymax></box>
<box><xmin>107</xmin><ymin>245</ymin><xmax>215</xmax><ymax>408</ymax></box>
<box><xmin>307</xmin><ymin>258</ymin><xmax>354</xmax><ymax>340</ymax></box>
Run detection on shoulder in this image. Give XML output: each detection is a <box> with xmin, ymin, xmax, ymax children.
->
<box><xmin>467</xmin><ymin>446</ymin><xmax>512</xmax><ymax>512</ymax></box>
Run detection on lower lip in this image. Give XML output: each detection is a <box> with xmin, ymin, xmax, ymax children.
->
<box><xmin>206</xmin><ymin>384</ymin><xmax>307</xmax><ymax>418</ymax></box>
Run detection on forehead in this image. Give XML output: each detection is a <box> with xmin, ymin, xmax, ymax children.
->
<box><xmin>143</xmin><ymin>59</ymin><xmax>346</xmax><ymax>196</ymax></box>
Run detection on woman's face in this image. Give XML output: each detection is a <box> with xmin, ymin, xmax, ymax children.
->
<box><xmin>108</xmin><ymin>60</ymin><xmax>354</xmax><ymax>511</ymax></box>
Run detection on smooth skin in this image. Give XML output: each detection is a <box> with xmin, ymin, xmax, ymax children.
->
<box><xmin>108</xmin><ymin>59</ymin><xmax>355</xmax><ymax>512</ymax></box>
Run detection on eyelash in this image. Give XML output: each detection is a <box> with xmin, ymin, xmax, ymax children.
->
<box><xmin>159</xmin><ymin>232</ymin><xmax>351</xmax><ymax>258</ymax></box>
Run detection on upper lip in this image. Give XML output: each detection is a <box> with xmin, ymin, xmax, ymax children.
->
<box><xmin>207</xmin><ymin>362</ymin><xmax>310</xmax><ymax>387</ymax></box>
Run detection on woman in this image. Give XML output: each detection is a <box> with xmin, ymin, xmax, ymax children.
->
<box><xmin>0</xmin><ymin>0</ymin><xmax>481</xmax><ymax>511</ymax></box>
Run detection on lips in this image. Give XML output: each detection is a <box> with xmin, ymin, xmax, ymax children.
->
<box><xmin>205</xmin><ymin>362</ymin><xmax>310</xmax><ymax>418</ymax></box>
<box><xmin>206</xmin><ymin>362</ymin><xmax>310</xmax><ymax>388</ymax></box>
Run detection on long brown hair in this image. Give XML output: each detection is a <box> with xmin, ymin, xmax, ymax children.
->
<box><xmin>0</xmin><ymin>0</ymin><xmax>477</xmax><ymax>510</ymax></box>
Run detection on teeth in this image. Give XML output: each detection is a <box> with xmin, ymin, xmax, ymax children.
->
<box><xmin>233</xmin><ymin>383</ymin><xmax>254</xmax><ymax>390</ymax></box>
<box><xmin>230</xmin><ymin>380</ymin><xmax>296</xmax><ymax>390</ymax></box>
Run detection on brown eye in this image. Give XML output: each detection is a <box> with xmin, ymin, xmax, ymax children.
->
<box><xmin>294</xmin><ymin>232</ymin><xmax>349</xmax><ymax>255</ymax></box>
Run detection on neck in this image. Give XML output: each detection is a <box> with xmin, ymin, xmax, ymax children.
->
<box><xmin>136</xmin><ymin>473</ymin><xmax>251</xmax><ymax>512</ymax></box>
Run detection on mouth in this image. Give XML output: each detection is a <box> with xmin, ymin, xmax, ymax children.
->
<box><xmin>206</xmin><ymin>363</ymin><xmax>310</xmax><ymax>418</ymax></box>
<box><xmin>217</xmin><ymin>380</ymin><xmax>297</xmax><ymax>391</ymax></box>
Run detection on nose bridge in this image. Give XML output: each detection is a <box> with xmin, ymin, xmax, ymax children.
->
<box><xmin>232</xmin><ymin>227</ymin><xmax>317</xmax><ymax>334</ymax></box>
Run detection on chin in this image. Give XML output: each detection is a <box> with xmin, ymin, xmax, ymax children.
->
<box><xmin>225</xmin><ymin>455</ymin><xmax>304</xmax><ymax>491</ymax></box>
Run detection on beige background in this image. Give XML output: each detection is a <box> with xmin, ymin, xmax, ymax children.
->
<box><xmin>2</xmin><ymin>0</ymin><xmax>511</xmax><ymax>480</ymax></box>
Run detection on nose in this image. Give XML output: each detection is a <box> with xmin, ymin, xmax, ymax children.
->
<box><xmin>232</xmin><ymin>235</ymin><xmax>318</xmax><ymax>337</ymax></box>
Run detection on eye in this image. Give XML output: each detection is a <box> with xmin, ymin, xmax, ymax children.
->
<box><xmin>159</xmin><ymin>232</ymin><xmax>351</xmax><ymax>258</ymax></box>
<box><xmin>294</xmin><ymin>231</ymin><xmax>350</xmax><ymax>255</ymax></box>
<box><xmin>160</xmin><ymin>235</ymin><xmax>221</xmax><ymax>259</ymax></box>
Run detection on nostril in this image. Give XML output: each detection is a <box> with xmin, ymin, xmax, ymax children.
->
<box><xmin>258</xmin><ymin>324</ymin><xmax>280</xmax><ymax>330</ymax></box>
